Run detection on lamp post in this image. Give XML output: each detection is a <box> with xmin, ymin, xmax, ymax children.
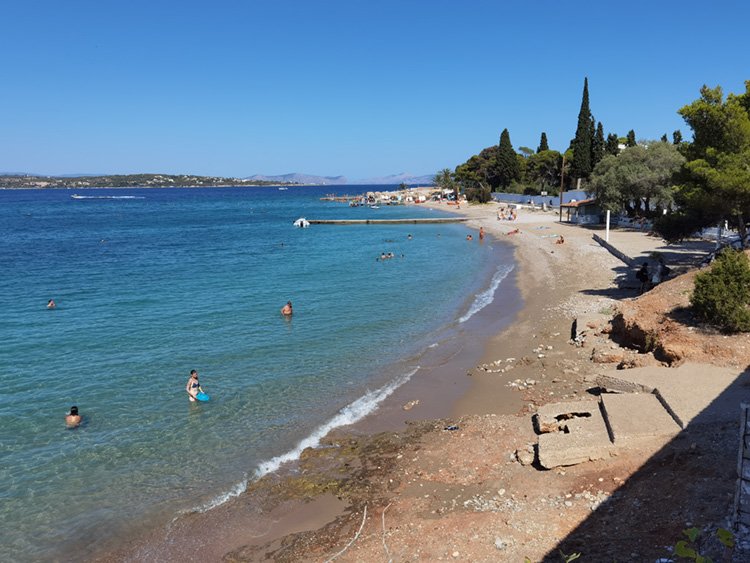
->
<box><xmin>558</xmin><ymin>154</ymin><xmax>566</xmax><ymax>223</ymax></box>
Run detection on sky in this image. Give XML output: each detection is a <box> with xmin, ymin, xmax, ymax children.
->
<box><xmin>1</xmin><ymin>0</ymin><xmax>748</xmax><ymax>179</ymax></box>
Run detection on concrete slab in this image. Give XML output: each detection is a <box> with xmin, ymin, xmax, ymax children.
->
<box><xmin>536</xmin><ymin>400</ymin><xmax>614</xmax><ymax>469</ymax></box>
<box><xmin>535</xmin><ymin>399</ymin><xmax>602</xmax><ymax>432</ymax></box>
<box><xmin>601</xmin><ymin>393</ymin><xmax>681</xmax><ymax>446</ymax></box>
<box><xmin>596</xmin><ymin>363</ymin><xmax>750</xmax><ymax>428</ymax></box>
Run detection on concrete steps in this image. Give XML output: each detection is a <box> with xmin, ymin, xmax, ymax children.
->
<box><xmin>535</xmin><ymin>363</ymin><xmax>748</xmax><ymax>469</ymax></box>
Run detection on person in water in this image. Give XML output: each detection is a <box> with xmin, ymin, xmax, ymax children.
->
<box><xmin>479</xmin><ymin>227</ymin><xmax>485</xmax><ymax>240</ymax></box>
<box><xmin>65</xmin><ymin>406</ymin><xmax>81</xmax><ymax>428</ymax></box>
<box><xmin>47</xmin><ymin>299</ymin><xmax>56</xmax><ymax>309</ymax></box>
<box><xmin>281</xmin><ymin>301</ymin><xmax>293</xmax><ymax>316</ymax></box>
<box><xmin>186</xmin><ymin>370</ymin><xmax>203</xmax><ymax>402</ymax></box>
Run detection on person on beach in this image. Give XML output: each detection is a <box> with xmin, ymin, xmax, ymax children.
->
<box><xmin>281</xmin><ymin>301</ymin><xmax>293</xmax><ymax>316</ymax></box>
<box><xmin>47</xmin><ymin>299</ymin><xmax>56</xmax><ymax>309</ymax></box>
<box><xmin>186</xmin><ymin>370</ymin><xmax>203</xmax><ymax>402</ymax></box>
<box><xmin>556</xmin><ymin>235</ymin><xmax>565</xmax><ymax>244</ymax></box>
<box><xmin>479</xmin><ymin>227</ymin><xmax>485</xmax><ymax>241</ymax></box>
<box><xmin>65</xmin><ymin>406</ymin><xmax>81</xmax><ymax>428</ymax></box>
<box><xmin>636</xmin><ymin>262</ymin><xmax>650</xmax><ymax>294</ymax></box>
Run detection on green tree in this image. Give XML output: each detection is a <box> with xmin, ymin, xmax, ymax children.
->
<box><xmin>518</xmin><ymin>146</ymin><xmax>534</xmax><ymax>158</ymax></box>
<box><xmin>433</xmin><ymin>168</ymin><xmax>457</xmax><ymax>200</ymax></box>
<box><xmin>592</xmin><ymin>121</ymin><xmax>605</xmax><ymax>168</ymax></box>
<box><xmin>661</xmin><ymin>133</ymin><xmax>668</xmax><ymax>142</ymax></box>
<box><xmin>663</xmin><ymin>82</ymin><xmax>750</xmax><ymax>245</ymax></box>
<box><xmin>526</xmin><ymin>150</ymin><xmax>563</xmax><ymax>193</ymax></box>
<box><xmin>673</xmin><ymin>130</ymin><xmax>683</xmax><ymax>145</ymax></box>
<box><xmin>537</xmin><ymin>132</ymin><xmax>549</xmax><ymax>153</ymax></box>
<box><xmin>493</xmin><ymin>128</ymin><xmax>521</xmax><ymax>188</ymax></box>
<box><xmin>691</xmin><ymin>248</ymin><xmax>750</xmax><ymax>332</ymax></box>
<box><xmin>570</xmin><ymin>77</ymin><xmax>593</xmax><ymax>180</ymax></box>
<box><xmin>605</xmin><ymin>133</ymin><xmax>620</xmax><ymax>155</ymax></box>
<box><xmin>589</xmin><ymin>141</ymin><xmax>684</xmax><ymax>215</ymax></box>
<box><xmin>626</xmin><ymin>129</ymin><xmax>637</xmax><ymax>147</ymax></box>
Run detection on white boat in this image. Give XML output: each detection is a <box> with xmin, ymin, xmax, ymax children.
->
<box><xmin>293</xmin><ymin>217</ymin><xmax>310</xmax><ymax>228</ymax></box>
<box><xmin>278</xmin><ymin>187</ymin><xmax>289</xmax><ymax>190</ymax></box>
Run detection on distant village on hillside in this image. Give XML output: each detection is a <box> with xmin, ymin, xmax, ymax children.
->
<box><xmin>0</xmin><ymin>172</ymin><xmax>435</xmax><ymax>189</ymax></box>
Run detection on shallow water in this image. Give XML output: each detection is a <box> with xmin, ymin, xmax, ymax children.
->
<box><xmin>0</xmin><ymin>186</ymin><xmax>516</xmax><ymax>560</ymax></box>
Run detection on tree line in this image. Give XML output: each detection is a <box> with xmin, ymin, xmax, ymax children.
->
<box><xmin>436</xmin><ymin>77</ymin><xmax>750</xmax><ymax>249</ymax></box>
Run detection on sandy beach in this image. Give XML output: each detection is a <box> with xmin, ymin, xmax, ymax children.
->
<box><xmin>97</xmin><ymin>198</ymin><xmax>748</xmax><ymax>562</ymax></box>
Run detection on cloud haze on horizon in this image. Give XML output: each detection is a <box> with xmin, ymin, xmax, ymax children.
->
<box><xmin>1</xmin><ymin>0</ymin><xmax>748</xmax><ymax>178</ymax></box>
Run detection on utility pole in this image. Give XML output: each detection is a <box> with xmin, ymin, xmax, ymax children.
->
<box><xmin>558</xmin><ymin>154</ymin><xmax>566</xmax><ymax>222</ymax></box>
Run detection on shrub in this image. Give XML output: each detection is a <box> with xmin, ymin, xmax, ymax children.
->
<box><xmin>691</xmin><ymin>248</ymin><xmax>750</xmax><ymax>332</ymax></box>
<box><xmin>464</xmin><ymin>184</ymin><xmax>492</xmax><ymax>203</ymax></box>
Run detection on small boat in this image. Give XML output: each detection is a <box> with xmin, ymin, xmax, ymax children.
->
<box><xmin>369</xmin><ymin>205</ymin><xmax>380</xmax><ymax>209</ymax></box>
<box><xmin>70</xmin><ymin>194</ymin><xmax>84</xmax><ymax>199</ymax></box>
<box><xmin>278</xmin><ymin>187</ymin><xmax>289</xmax><ymax>190</ymax></box>
<box><xmin>293</xmin><ymin>217</ymin><xmax>310</xmax><ymax>228</ymax></box>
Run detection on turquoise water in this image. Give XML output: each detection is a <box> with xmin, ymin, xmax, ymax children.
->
<box><xmin>0</xmin><ymin>186</ymin><xmax>515</xmax><ymax>560</ymax></box>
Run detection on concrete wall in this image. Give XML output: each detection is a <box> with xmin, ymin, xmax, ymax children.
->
<box><xmin>592</xmin><ymin>234</ymin><xmax>635</xmax><ymax>266</ymax></box>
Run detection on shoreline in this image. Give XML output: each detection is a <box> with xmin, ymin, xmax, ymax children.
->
<box><xmin>94</xmin><ymin>200</ymin><xmax>629</xmax><ymax>561</ymax></box>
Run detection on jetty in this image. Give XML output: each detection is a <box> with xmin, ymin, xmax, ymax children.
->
<box><xmin>307</xmin><ymin>218</ymin><xmax>468</xmax><ymax>225</ymax></box>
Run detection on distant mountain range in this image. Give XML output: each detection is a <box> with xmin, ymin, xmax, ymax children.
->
<box><xmin>244</xmin><ymin>172</ymin><xmax>436</xmax><ymax>186</ymax></box>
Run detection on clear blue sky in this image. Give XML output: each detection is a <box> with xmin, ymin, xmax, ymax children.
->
<box><xmin>1</xmin><ymin>1</ymin><xmax>748</xmax><ymax>179</ymax></box>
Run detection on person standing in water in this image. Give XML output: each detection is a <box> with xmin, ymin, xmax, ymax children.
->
<box><xmin>281</xmin><ymin>301</ymin><xmax>293</xmax><ymax>316</ymax></box>
<box><xmin>186</xmin><ymin>370</ymin><xmax>203</xmax><ymax>402</ymax></box>
<box><xmin>65</xmin><ymin>406</ymin><xmax>81</xmax><ymax>428</ymax></box>
<box><xmin>479</xmin><ymin>227</ymin><xmax>485</xmax><ymax>241</ymax></box>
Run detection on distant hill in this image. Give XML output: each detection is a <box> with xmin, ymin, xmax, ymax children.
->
<box><xmin>245</xmin><ymin>172</ymin><xmax>435</xmax><ymax>186</ymax></box>
<box><xmin>245</xmin><ymin>173</ymin><xmax>349</xmax><ymax>185</ymax></box>
<box><xmin>353</xmin><ymin>173</ymin><xmax>435</xmax><ymax>186</ymax></box>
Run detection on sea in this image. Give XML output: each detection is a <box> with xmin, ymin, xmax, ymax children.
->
<box><xmin>0</xmin><ymin>185</ymin><xmax>518</xmax><ymax>561</ymax></box>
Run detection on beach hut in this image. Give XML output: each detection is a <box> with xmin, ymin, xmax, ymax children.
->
<box><xmin>560</xmin><ymin>198</ymin><xmax>602</xmax><ymax>225</ymax></box>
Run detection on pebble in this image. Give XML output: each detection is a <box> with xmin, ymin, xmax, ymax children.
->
<box><xmin>452</xmin><ymin>551</ymin><xmax>459</xmax><ymax>558</ymax></box>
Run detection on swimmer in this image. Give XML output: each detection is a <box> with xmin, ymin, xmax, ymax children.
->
<box><xmin>479</xmin><ymin>227</ymin><xmax>485</xmax><ymax>240</ymax></box>
<box><xmin>186</xmin><ymin>370</ymin><xmax>203</xmax><ymax>402</ymax></box>
<box><xmin>407</xmin><ymin>234</ymin><xmax>413</xmax><ymax>240</ymax></box>
<box><xmin>65</xmin><ymin>406</ymin><xmax>81</xmax><ymax>428</ymax></box>
<box><xmin>47</xmin><ymin>299</ymin><xmax>56</xmax><ymax>309</ymax></box>
<box><xmin>466</xmin><ymin>234</ymin><xmax>473</xmax><ymax>241</ymax></box>
<box><xmin>281</xmin><ymin>301</ymin><xmax>293</xmax><ymax>316</ymax></box>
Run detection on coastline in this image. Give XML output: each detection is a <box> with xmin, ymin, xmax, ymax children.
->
<box><xmin>94</xmin><ymin>199</ymin><xmax>632</xmax><ymax>561</ymax></box>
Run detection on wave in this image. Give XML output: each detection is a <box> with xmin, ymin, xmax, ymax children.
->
<box><xmin>255</xmin><ymin>365</ymin><xmax>420</xmax><ymax>477</ymax></box>
<box><xmin>183</xmin><ymin>366</ymin><xmax>420</xmax><ymax>516</ymax></box>
<box><xmin>458</xmin><ymin>263</ymin><xmax>515</xmax><ymax>323</ymax></box>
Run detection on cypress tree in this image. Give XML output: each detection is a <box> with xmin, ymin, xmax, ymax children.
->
<box><xmin>626</xmin><ymin>129</ymin><xmax>637</xmax><ymax>147</ymax></box>
<box><xmin>605</xmin><ymin>133</ymin><xmax>619</xmax><ymax>155</ymax></box>
<box><xmin>537</xmin><ymin>132</ymin><xmax>549</xmax><ymax>153</ymax></box>
<box><xmin>673</xmin><ymin>130</ymin><xmax>682</xmax><ymax>145</ymax></box>
<box><xmin>495</xmin><ymin>128</ymin><xmax>521</xmax><ymax>188</ymax></box>
<box><xmin>570</xmin><ymin>77</ymin><xmax>593</xmax><ymax>180</ymax></box>
<box><xmin>591</xmin><ymin>121</ymin><xmax>605</xmax><ymax>167</ymax></box>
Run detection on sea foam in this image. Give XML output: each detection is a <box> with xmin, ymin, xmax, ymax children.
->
<box><xmin>459</xmin><ymin>263</ymin><xmax>514</xmax><ymax>323</ymax></box>
<box><xmin>255</xmin><ymin>366</ymin><xmax>420</xmax><ymax>478</ymax></box>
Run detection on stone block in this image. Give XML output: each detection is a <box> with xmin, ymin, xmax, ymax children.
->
<box><xmin>536</xmin><ymin>400</ymin><xmax>613</xmax><ymax>469</ymax></box>
<box><xmin>601</xmin><ymin>393</ymin><xmax>681</xmax><ymax>446</ymax></box>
